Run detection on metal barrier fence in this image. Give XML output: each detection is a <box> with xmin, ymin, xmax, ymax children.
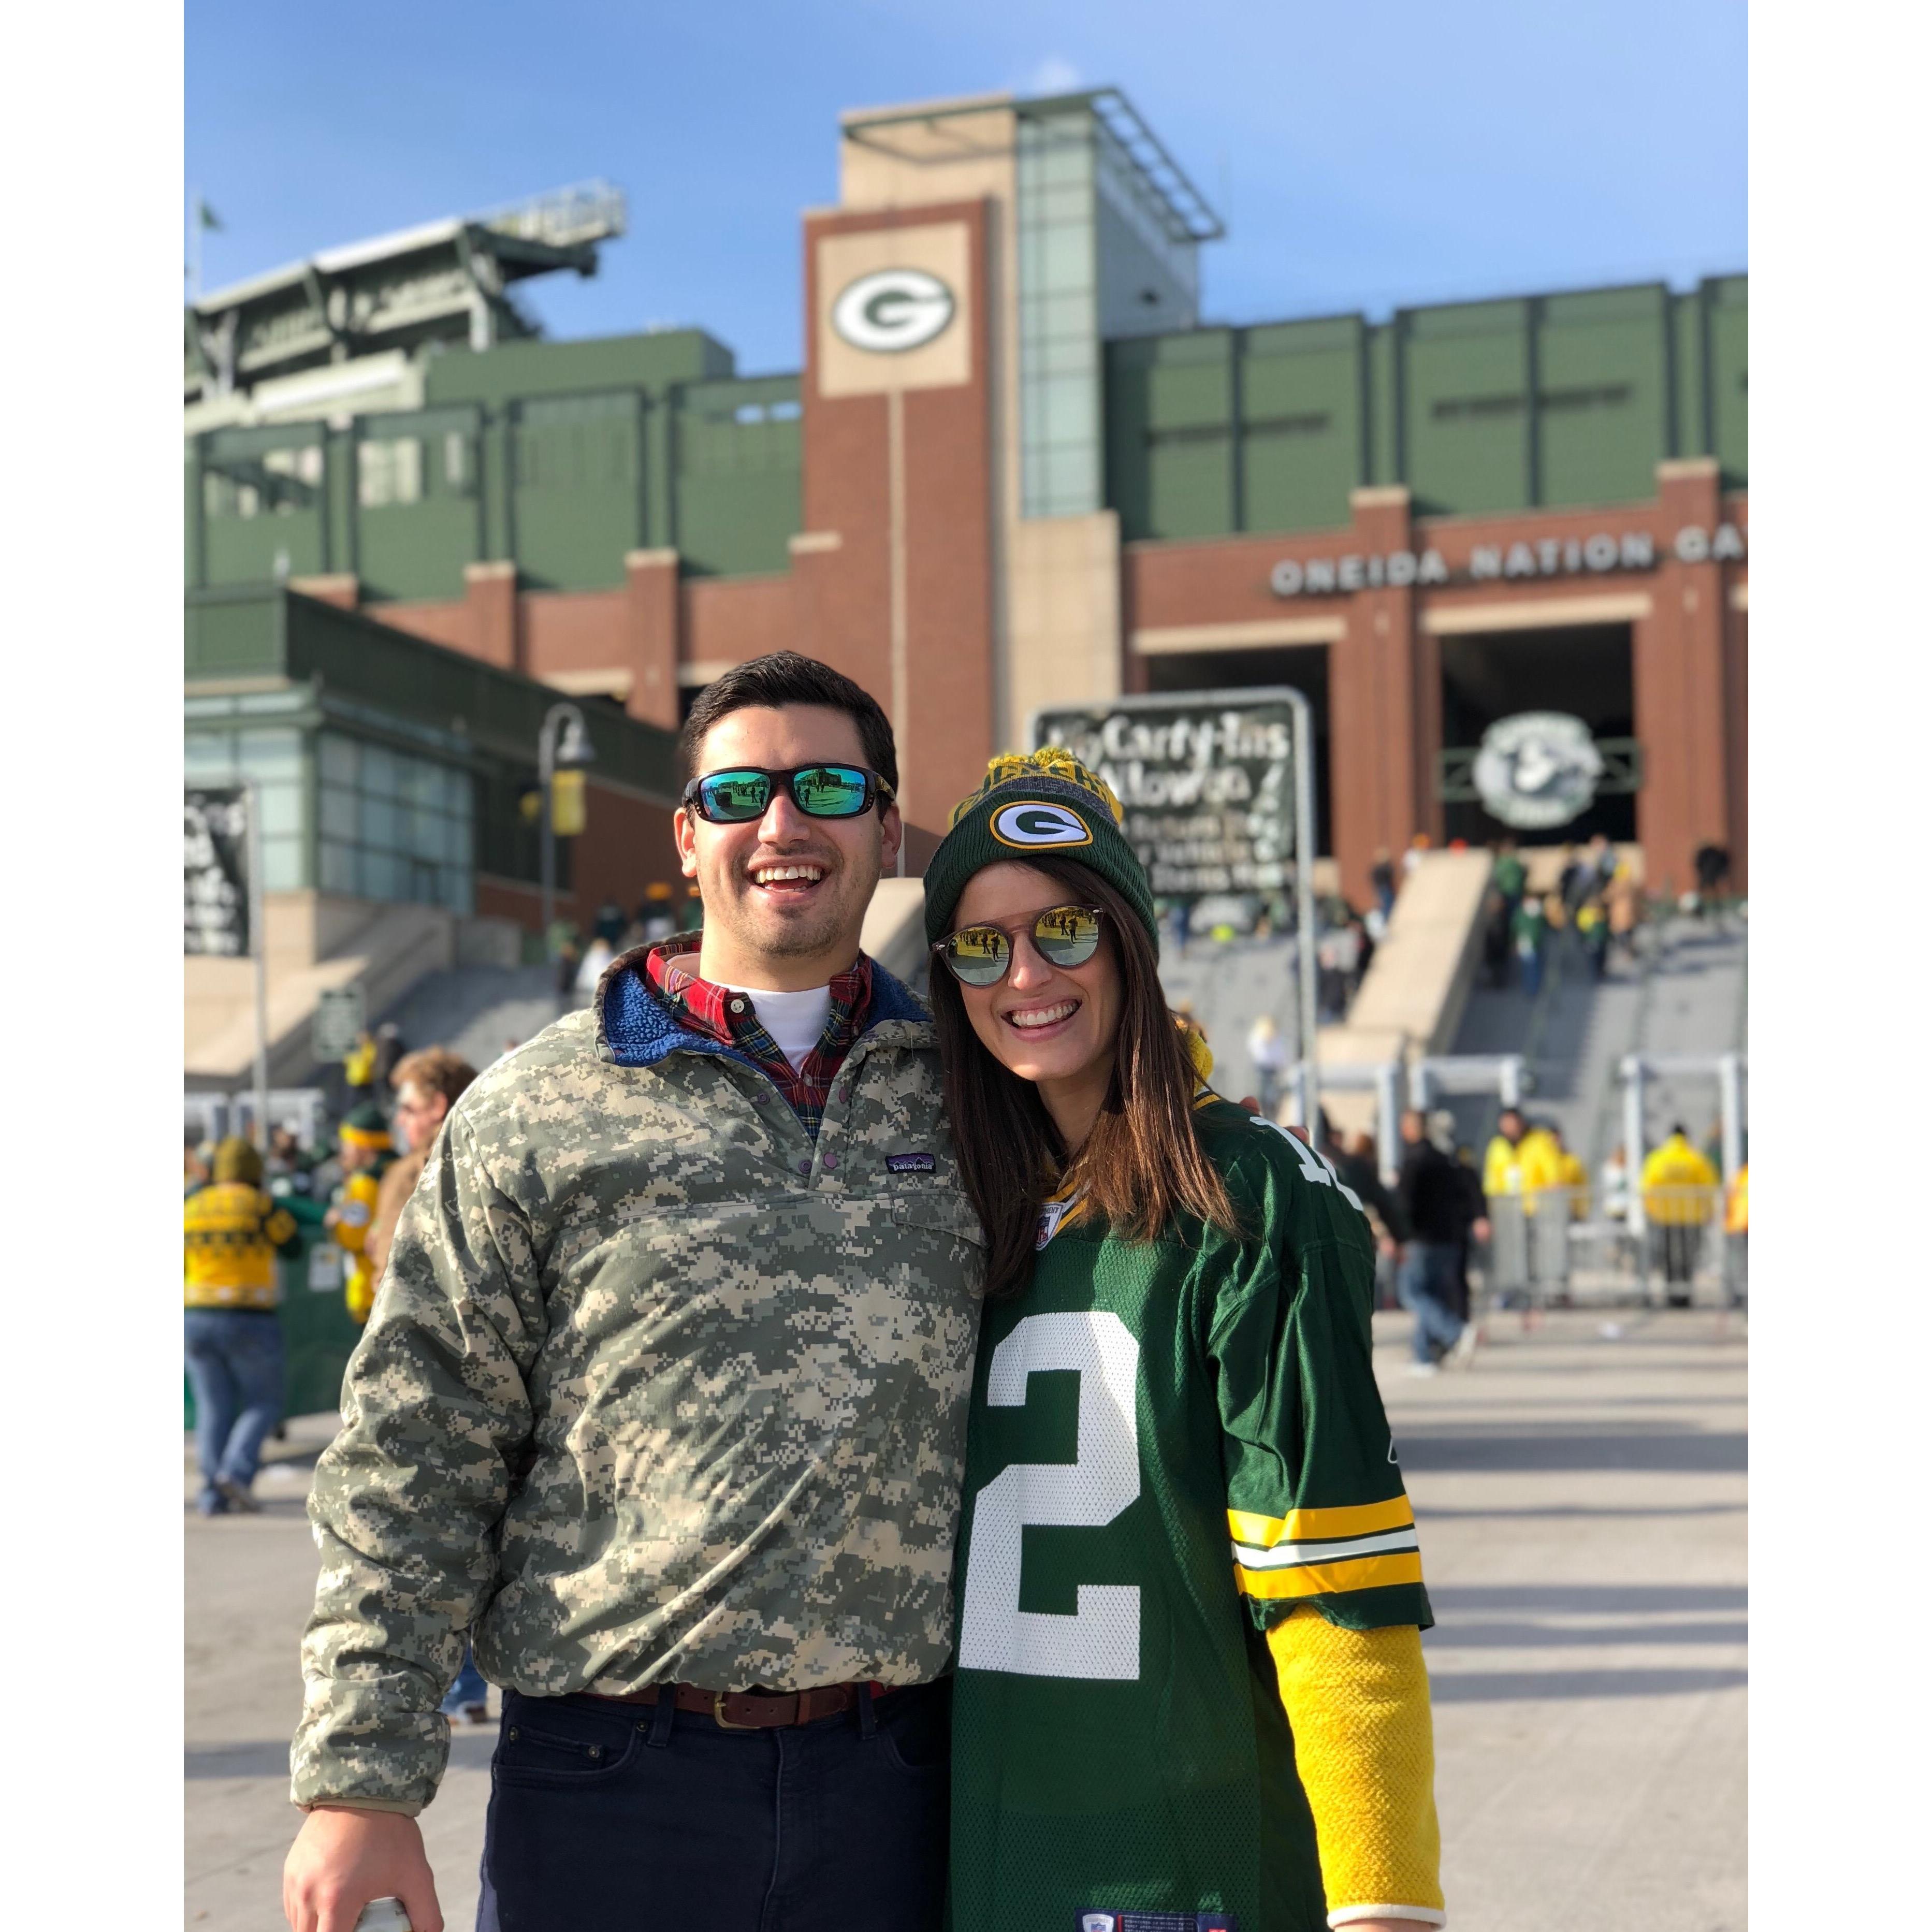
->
<box><xmin>1481</xmin><ymin>1187</ymin><xmax>1744</xmax><ymax>1309</ymax></box>
<box><xmin>184</xmin><ymin>1087</ymin><xmax>330</xmax><ymax>1149</ymax></box>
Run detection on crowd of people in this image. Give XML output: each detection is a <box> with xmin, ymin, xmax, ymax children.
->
<box><xmin>550</xmin><ymin>880</ymin><xmax>703</xmax><ymax>996</ymax></box>
<box><xmin>184</xmin><ymin>1042</ymin><xmax>482</xmax><ymax>1513</ymax></box>
<box><xmin>1479</xmin><ymin>833</ymin><xmax>1644</xmax><ymax>995</ymax></box>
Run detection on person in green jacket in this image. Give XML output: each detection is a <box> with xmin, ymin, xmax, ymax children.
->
<box><xmin>925</xmin><ymin>749</ymin><xmax>1446</xmax><ymax>1932</ymax></box>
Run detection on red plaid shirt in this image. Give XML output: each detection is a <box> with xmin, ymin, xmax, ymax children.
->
<box><xmin>645</xmin><ymin>938</ymin><xmax>875</xmax><ymax>1138</ymax></box>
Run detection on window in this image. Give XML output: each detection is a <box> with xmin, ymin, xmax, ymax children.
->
<box><xmin>202</xmin><ymin>444</ymin><xmax>322</xmax><ymax>519</ymax></box>
<box><xmin>359</xmin><ymin>438</ymin><xmax>423</xmax><ymax>507</ymax></box>
<box><xmin>315</xmin><ymin>731</ymin><xmax>475</xmax><ymax>913</ymax></box>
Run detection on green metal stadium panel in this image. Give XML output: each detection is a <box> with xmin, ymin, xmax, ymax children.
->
<box><xmin>673</xmin><ymin>375</ymin><xmax>804</xmax><ymax>576</ymax></box>
<box><xmin>1670</xmin><ymin>292</ymin><xmax>1706</xmax><ymax>461</ymax></box>
<box><xmin>1401</xmin><ymin>299</ymin><xmax>1534</xmax><ymax>516</ymax></box>
<box><xmin>509</xmin><ymin>390</ymin><xmax>646</xmax><ymax>590</ymax></box>
<box><xmin>1366</xmin><ymin>322</ymin><xmax>1400</xmax><ymax>488</ymax></box>
<box><xmin>1706</xmin><ymin>277</ymin><xmax>1748</xmax><ymax>486</ymax></box>
<box><xmin>351</xmin><ymin>406</ymin><xmax>488</xmax><ymax>601</ymax></box>
<box><xmin>1534</xmin><ymin>285</ymin><xmax>1672</xmax><ymax>507</ymax></box>
<box><xmin>1240</xmin><ymin>316</ymin><xmax>1367</xmax><ymax>533</ymax></box>
<box><xmin>1106</xmin><ymin>330</ymin><xmax>1237</xmax><ymax>541</ymax></box>
<box><xmin>198</xmin><ymin>423</ymin><xmax>330</xmax><ymax>584</ymax></box>
<box><xmin>424</xmin><ymin>328</ymin><xmax>736</xmax><ymax>408</ymax></box>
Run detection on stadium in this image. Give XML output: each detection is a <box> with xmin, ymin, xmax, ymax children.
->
<box><xmin>180</xmin><ymin>76</ymin><xmax>1752</xmax><ymax>1932</ymax></box>
<box><xmin>185</xmin><ymin>88</ymin><xmax>1744</xmax><ymax>966</ymax></box>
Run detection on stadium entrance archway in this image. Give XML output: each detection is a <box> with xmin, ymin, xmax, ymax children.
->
<box><xmin>1436</xmin><ymin>623</ymin><xmax>1636</xmax><ymax>846</ymax></box>
<box><xmin>1136</xmin><ymin>644</ymin><xmax>1331</xmax><ymax>857</ymax></box>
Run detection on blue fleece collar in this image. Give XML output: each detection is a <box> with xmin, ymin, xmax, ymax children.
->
<box><xmin>598</xmin><ymin>951</ymin><xmax>928</xmax><ymax>1070</ymax></box>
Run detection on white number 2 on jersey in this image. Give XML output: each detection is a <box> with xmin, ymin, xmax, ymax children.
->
<box><xmin>957</xmin><ymin>1310</ymin><xmax>1142</xmax><ymax>1680</ymax></box>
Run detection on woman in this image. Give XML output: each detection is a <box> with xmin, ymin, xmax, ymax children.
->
<box><xmin>924</xmin><ymin>750</ymin><xmax>1446</xmax><ymax>1932</ymax></box>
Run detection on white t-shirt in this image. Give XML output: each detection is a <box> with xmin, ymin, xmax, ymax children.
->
<box><xmin>719</xmin><ymin>982</ymin><xmax>834</xmax><ymax>1072</ymax></box>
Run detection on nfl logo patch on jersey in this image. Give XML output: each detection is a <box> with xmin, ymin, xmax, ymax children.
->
<box><xmin>1079</xmin><ymin>1916</ymin><xmax>1119</xmax><ymax>1932</ymax></box>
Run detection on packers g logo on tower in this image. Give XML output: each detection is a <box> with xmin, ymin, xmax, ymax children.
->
<box><xmin>990</xmin><ymin>801</ymin><xmax>1093</xmax><ymax>849</ymax></box>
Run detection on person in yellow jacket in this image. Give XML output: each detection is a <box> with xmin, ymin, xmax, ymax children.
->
<box><xmin>184</xmin><ymin>1137</ymin><xmax>303</xmax><ymax>1515</ymax></box>
<box><xmin>1642</xmin><ymin>1123</ymin><xmax>1720</xmax><ymax>1306</ymax></box>
<box><xmin>324</xmin><ymin>1103</ymin><xmax>395</xmax><ymax>1323</ymax></box>
<box><xmin>1483</xmin><ymin>1107</ymin><xmax>1564</xmax><ymax>1207</ymax></box>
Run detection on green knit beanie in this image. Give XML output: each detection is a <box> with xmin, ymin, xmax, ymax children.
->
<box><xmin>922</xmin><ymin>749</ymin><xmax>1159</xmax><ymax>950</ymax></box>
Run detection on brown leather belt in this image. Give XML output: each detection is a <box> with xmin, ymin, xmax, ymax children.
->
<box><xmin>579</xmin><ymin>1680</ymin><xmax>894</xmax><ymax>1731</ymax></box>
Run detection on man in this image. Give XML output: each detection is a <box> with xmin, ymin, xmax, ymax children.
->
<box><xmin>283</xmin><ymin>652</ymin><xmax>980</xmax><ymax>1932</ymax></box>
<box><xmin>1395</xmin><ymin>1110</ymin><xmax>1482</xmax><ymax>1375</ymax></box>
<box><xmin>184</xmin><ymin>1137</ymin><xmax>304</xmax><ymax>1515</ymax></box>
<box><xmin>1642</xmin><ymin>1122</ymin><xmax>1719</xmax><ymax>1306</ymax></box>
<box><xmin>321</xmin><ymin>1105</ymin><xmax>395</xmax><ymax>1325</ymax></box>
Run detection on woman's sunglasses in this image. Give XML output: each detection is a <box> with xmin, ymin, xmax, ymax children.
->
<box><xmin>682</xmin><ymin>764</ymin><xmax>896</xmax><ymax>824</ymax></box>
<box><xmin>934</xmin><ymin>905</ymin><xmax>1106</xmax><ymax>987</ymax></box>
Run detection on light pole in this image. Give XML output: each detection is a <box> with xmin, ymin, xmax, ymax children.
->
<box><xmin>538</xmin><ymin>700</ymin><xmax>597</xmax><ymax>951</ymax></box>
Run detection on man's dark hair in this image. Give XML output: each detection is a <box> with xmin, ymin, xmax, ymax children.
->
<box><xmin>679</xmin><ymin>652</ymin><xmax>897</xmax><ymax>793</ymax></box>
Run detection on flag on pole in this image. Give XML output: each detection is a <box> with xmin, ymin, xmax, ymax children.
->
<box><xmin>197</xmin><ymin>196</ymin><xmax>224</xmax><ymax>232</ymax></box>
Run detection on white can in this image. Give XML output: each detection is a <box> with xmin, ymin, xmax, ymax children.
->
<box><xmin>353</xmin><ymin>1901</ymin><xmax>412</xmax><ymax>1931</ymax></box>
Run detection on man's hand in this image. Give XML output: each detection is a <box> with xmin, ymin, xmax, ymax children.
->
<box><xmin>284</xmin><ymin>1805</ymin><xmax>443</xmax><ymax>1932</ymax></box>
<box><xmin>1473</xmin><ymin>1216</ymin><xmax>1491</xmax><ymax>1243</ymax></box>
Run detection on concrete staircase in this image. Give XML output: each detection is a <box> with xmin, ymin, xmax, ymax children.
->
<box><xmin>376</xmin><ymin>965</ymin><xmax>573</xmax><ymax>1073</ymax></box>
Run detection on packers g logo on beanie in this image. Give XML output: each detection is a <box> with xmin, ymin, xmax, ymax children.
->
<box><xmin>990</xmin><ymin>801</ymin><xmax>1093</xmax><ymax>849</ymax></box>
<box><xmin>922</xmin><ymin>747</ymin><xmax>1159</xmax><ymax>950</ymax></box>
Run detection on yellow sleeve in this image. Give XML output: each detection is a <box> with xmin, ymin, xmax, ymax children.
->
<box><xmin>1268</xmin><ymin>1607</ymin><xmax>1447</xmax><ymax>1927</ymax></box>
<box><xmin>333</xmin><ymin>1172</ymin><xmax>379</xmax><ymax>1253</ymax></box>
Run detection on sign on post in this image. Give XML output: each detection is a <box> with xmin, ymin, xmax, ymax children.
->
<box><xmin>184</xmin><ymin>787</ymin><xmax>251</xmax><ymax>956</ymax></box>
<box><xmin>1030</xmin><ymin>688</ymin><xmax>1319</xmax><ymax>1094</ymax></box>
<box><xmin>312</xmin><ymin>986</ymin><xmax>366</xmax><ymax>1065</ymax></box>
<box><xmin>1031</xmin><ymin>694</ymin><xmax>1300</xmax><ymax>900</ymax></box>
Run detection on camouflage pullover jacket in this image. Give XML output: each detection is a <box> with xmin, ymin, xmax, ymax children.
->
<box><xmin>291</xmin><ymin>954</ymin><xmax>983</xmax><ymax>1813</ymax></box>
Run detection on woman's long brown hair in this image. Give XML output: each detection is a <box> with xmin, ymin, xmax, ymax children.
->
<box><xmin>931</xmin><ymin>854</ymin><xmax>1238</xmax><ymax>1297</ymax></box>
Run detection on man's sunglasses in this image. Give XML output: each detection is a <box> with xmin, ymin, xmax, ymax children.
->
<box><xmin>934</xmin><ymin>905</ymin><xmax>1106</xmax><ymax>987</ymax></box>
<box><xmin>682</xmin><ymin>764</ymin><xmax>896</xmax><ymax>824</ymax></box>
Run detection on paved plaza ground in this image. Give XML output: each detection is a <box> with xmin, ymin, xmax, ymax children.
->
<box><xmin>185</xmin><ymin>1303</ymin><xmax>1746</xmax><ymax>1931</ymax></box>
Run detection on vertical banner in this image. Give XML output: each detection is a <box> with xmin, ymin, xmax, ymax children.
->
<box><xmin>185</xmin><ymin>786</ymin><xmax>251</xmax><ymax>956</ymax></box>
<box><xmin>1031</xmin><ymin>690</ymin><xmax>1318</xmax><ymax>1100</ymax></box>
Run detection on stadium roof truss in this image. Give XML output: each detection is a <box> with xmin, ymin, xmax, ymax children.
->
<box><xmin>185</xmin><ymin>181</ymin><xmax>628</xmax><ymax>400</ymax></box>
<box><xmin>840</xmin><ymin>86</ymin><xmax>1224</xmax><ymax>246</ymax></box>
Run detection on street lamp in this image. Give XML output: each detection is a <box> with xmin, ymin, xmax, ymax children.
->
<box><xmin>538</xmin><ymin>700</ymin><xmax>597</xmax><ymax>950</ymax></box>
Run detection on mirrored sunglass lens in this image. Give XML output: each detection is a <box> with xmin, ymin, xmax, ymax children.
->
<box><xmin>793</xmin><ymin>766</ymin><xmax>869</xmax><ymax>815</ymax></box>
<box><xmin>947</xmin><ymin>927</ymin><xmax>1010</xmax><ymax>984</ymax></box>
<box><xmin>1034</xmin><ymin>907</ymin><xmax>1101</xmax><ymax>967</ymax></box>
<box><xmin>703</xmin><ymin>773</ymin><xmax>771</xmax><ymax>819</ymax></box>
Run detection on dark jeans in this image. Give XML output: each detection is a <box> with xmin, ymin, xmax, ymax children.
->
<box><xmin>183</xmin><ymin>1309</ymin><xmax>284</xmax><ymax>1509</ymax></box>
<box><xmin>477</xmin><ymin>1678</ymin><xmax>950</xmax><ymax>1932</ymax></box>
<box><xmin>1398</xmin><ymin>1241</ymin><xmax>1466</xmax><ymax>1363</ymax></box>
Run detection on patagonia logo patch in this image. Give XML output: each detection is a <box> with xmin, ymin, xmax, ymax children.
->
<box><xmin>1079</xmin><ymin>1914</ymin><xmax>1237</xmax><ymax>1932</ymax></box>
<box><xmin>991</xmin><ymin>800</ymin><xmax>1092</xmax><ymax>848</ymax></box>
<box><xmin>887</xmin><ymin>1152</ymin><xmax>935</xmax><ymax>1174</ymax></box>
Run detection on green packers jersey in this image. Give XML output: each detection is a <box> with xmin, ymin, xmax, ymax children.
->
<box><xmin>949</xmin><ymin>1098</ymin><xmax>1431</xmax><ymax>1932</ymax></box>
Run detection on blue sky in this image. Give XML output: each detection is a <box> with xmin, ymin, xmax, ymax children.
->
<box><xmin>186</xmin><ymin>0</ymin><xmax>1746</xmax><ymax>377</ymax></box>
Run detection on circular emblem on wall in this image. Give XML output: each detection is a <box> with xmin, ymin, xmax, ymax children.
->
<box><xmin>1472</xmin><ymin>713</ymin><xmax>1606</xmax><ymax>830</ymax></box>
<box><xmin>831</xmin><ymin>268</ymin><xmax>956</xmax><ymax>354</ymax></box>
<box><xmin>990</xmin><ymin>801</ymin><xmax>1093</xmax><ymax>849</ymax></box>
